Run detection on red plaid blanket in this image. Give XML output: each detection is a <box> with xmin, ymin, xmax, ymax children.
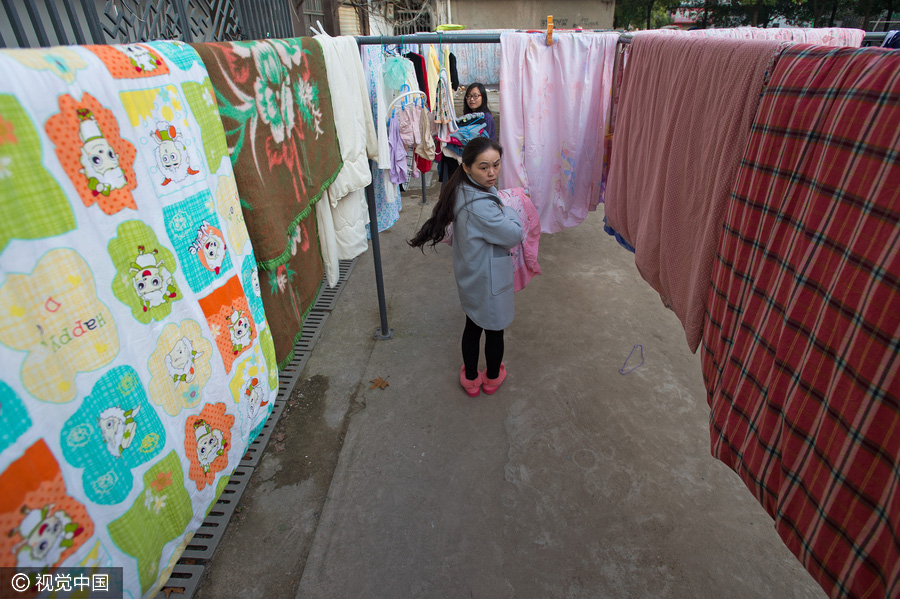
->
<box><xmin>702</xmin><ymin>45</ymin><xmax>900</xmax><ymax>599</ymax></box>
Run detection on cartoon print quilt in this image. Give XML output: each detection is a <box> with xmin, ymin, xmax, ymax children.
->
<box><xmin>191</xmin><ymin>38</ymin><xmax>341</xmax><ymax>367</ymax></box>
<box><xmin>0</xmin><ymin>41</ymin><xmax>278</xmax><ymax>598</ymax></box>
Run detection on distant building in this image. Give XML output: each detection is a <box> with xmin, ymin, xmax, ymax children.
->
<box><xmin>449</xmin><ymin>0</ymin><xmax>615</xmax><ymax>30</ymax></box>
<box><xmin>670</xmin><ymin>8</ymin><xmax>697</xmax><ymax>29</ymax></box>
<box><xmin>337</xmin><ymin>0</ymin><xmax>616</xmax><ymax>36</ymax></box>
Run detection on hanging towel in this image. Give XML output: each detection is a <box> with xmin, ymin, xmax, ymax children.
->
<box><xmin>426</xmin><ymin>45</ymin><xmax>441</xmax><ymax>112</ymax></box>
<box><xmin>388</xmin><ymin>115</ymin><xmax>408</xmax><ymax>184</ymax></box>
<box><xmin>604</xmin><ymin>35</ymin><xmax>783</xmax><ymax>353</ymax></box>
<box><xmin>0</xmin><ymin>41</ymin><xmax>278</xmax><ymax>599</ymax></box>
<box><xmin>314</xmin><ymin>34</ymin><xmax>378</xmax><ymax>286</ymax></box>
<box><xmin>332</xmin><ymin>187</ymin><xmax>370</xmax><ymax>259</ymax></box>
<box><xmin>404</xmin><ymin>52</ymin><xmax>433</xmax><ymax>173</ymax></box>
<box><xmin>434</xmin><ymin>68</ymin><xmax>459</xmax><ymax>142</ymax></box>
<box><xmin>191</xmin><ymin>38</ymin><xmax>341</xmax><ymax>366</ymax></box>
<box><xmin>404</xmin><ymin>52</ymin><xmax>428</xmax><ymax>99</ymax></box>
<box><xmin>415</xmin><ymin>106</ymin><xmax>436</xmax><ymax>162</ymax></box>
<box><xmin>449</xmin><ymin>52</ymin><xmax>459</xmax><ymax>90</ymax></box>
<box><xmin>361</xmin><ymin>45</ymin><xmax>401</xmax><ymax>234</ymax></box>
<box><xmin>499</xmin><ymin>32</ymin><xmax>618</xmax><ymax>234</ymax></box>
<box><xmin>314</xmin><ymin>34</ymin><xmax>377</xmax><ymax>201</ymax></box>
<box><xmin>701</xmin><ymin>44</ymin><xmax>900</xmax><ymax>599</ymax></box>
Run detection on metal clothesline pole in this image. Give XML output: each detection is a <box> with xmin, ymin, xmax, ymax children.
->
<box><xmin>356</xmin><ymin>33</ymin><xmax>503</xmax><ymax>45</ymax></box>
<box><xmin>356</xmin><ymin>32</ymin><xmax>507</xmax><ymax>340</ymax></box>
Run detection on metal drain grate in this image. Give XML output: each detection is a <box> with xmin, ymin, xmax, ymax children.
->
<box><xmin>154</xmin><ymin>563</ymin><xmax>205</xmax><ymax>599</ymax></box>
<box><xmin>165</xmin><ymin>254</ymin><xmax>356</xmax><ymax>597</ymax></box>
<box><xmin>313</xmin><ymin>258</ymin><xmax>358</xmax><ymax>311</ymax></box>
<box><xmin>277</xmin><ymin>310</ymin><xmax>329</xmax><ymax>392</ymax></box>
<box><xmin>239</xmin><ymin>396</ymin><xmax>288</xmax><ymax>469</ymax></box>
<box><xmin>240</xmin><ymin>278</ymin><xmax>336</xmax><ymax>469</ymax></box>
<box><xmin>179</xmin><ymin>466</ymin><xmax>255</xmax><ymax>561</ymax></box>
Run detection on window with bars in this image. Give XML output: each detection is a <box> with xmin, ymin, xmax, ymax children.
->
<box><xmin>0</xmin><ymin>0</ymin><xmax>294</xmax><ymax>48</ymax></box>
<box><xmin>394</xmin><ymin>0</ymin><xmax>433</xmax><ymax>35</ymax></box>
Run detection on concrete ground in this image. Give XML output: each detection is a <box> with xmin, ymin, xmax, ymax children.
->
<box><xmin>195</xmin><ymin>176</ymin><xmax>826</xmax><ymax>599</ymax></box>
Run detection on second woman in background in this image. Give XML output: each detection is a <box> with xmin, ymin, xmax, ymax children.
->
<box><xmin>439</xmin><ymin>82</ymin><xmax>497</xmax><ymax>184</ymax></box>
<box><xmin>463</xmin><ymin>82</ymin><xmax>495</xmax><ymax>141</ymax></box>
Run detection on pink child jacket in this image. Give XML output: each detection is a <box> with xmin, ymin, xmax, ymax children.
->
<box><xmin>445</xmin><ymin>186</ymin><xmax>542</xmax><ymax>292</ymax></box>
<box><xmin>497</xmin><ymin>188</ymin><xmax>542</xmax><ymax>291</ymax></box>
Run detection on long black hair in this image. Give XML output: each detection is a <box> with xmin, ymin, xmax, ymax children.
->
<box><xmin>463</xmin><ymin>82</ymin><xmax>491</xmax><ymax>116</ymax></box>
<box><xmin>408</xmin><ymin>137</ymin><xmax>503</xmax><ymax>251</ymax></box>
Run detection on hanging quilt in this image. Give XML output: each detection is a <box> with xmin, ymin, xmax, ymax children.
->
<box><xmin>701</xmin><ymin>45</ymin><xmax>900</xmax><ymax>599</ymax></box>
<box><xmin>604</xmin><ymin>35</ymin><xmax>783</xmax><ymax>353</ymax></box>
<box><xmin>646</xmin><ymin>26</ymin><xmax>866</xmax><ymax>46</ymax></box>
<box><xmin>601</xmin><ymin>26</ymin><xmax>865</xmax><ymax>209</ymax></box>
<box><xmin>0</xmin><ymin>41</ymin><xmax>277</xmax><ymax>599</ymax></box>
<box><xmin>499</xmin><ymin>32</ymin><xmax>618</xmax><ymax>234</ymax></box>
<box><xmin>191</xmin><ymin>38</ymin><xmax>341</xmax><ymax>368</ymax></box>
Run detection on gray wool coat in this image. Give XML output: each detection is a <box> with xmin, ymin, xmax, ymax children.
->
<box><xmin>452</xmin><ymin>177</ymin><xmax>524</xmax><ymax>330</ymax></box>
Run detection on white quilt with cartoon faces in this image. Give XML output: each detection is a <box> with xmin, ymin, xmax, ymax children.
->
<box><xmin>0</xmin><ymin>41</ymin><xmax>278</xmax><ymax>599</ymax></box>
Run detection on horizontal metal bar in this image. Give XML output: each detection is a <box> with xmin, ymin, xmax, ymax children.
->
<box><xmin>357</xmin><ymin>33</ymin><xmax>502</xmax><ymax>45</ymax></box>
<box><xmin>618</xmin><ymin>30</ymin><xmax>886</xmax><ymax>45</ymax></box>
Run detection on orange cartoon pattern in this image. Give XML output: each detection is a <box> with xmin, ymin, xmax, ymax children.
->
<box><xmin>197</xmin><ymin>276</ymin><xmax>257</xmax><ymax>373</ymax></box>
<box><xmin>0</xmin><ymin>440</ymin><xmax>94</xmax><ymax>570</ymax></box>
<box><xmin>45</xmin><ymin>93</ymin><xmax>138</xmax><ymax>214</ymax></box>
<box><xmin>184</xmin><ymin>403</ymin><xmax>234</xmax><ymax>491</ymax></box>
<box><xmin>85</xmin><ymin>43</ymin><xmax>169</xmax><ymax>79</ymax></box>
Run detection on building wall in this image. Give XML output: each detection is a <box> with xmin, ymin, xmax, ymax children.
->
<box><xmin>450</xmin><ymin>0</ymin><xmax>614</xmax><ymax>30</ymax></box>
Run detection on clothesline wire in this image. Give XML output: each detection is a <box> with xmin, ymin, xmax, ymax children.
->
<box><xmin>356</xmin><ymin>30</ymin><xmax>888</xmax><ymax>46</ymax></box>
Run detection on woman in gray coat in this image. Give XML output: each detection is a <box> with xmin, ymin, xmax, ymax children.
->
<box><xmin>409</xmin><ymin>137</ymin><xmax>523</xmax><ymax>397</ymax></box>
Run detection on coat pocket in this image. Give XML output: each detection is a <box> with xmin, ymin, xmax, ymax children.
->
<box><xmin>490</xmin><ymin>255</ymin><xmax>514</xmax><ymax>296</ymax></box>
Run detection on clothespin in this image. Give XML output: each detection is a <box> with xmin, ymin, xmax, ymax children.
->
<box><xmin>546</xmin><ymin>15</ymin><xmax>554</xmax><ymax>46</ymax></box>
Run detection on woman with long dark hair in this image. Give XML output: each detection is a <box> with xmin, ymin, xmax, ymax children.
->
<box><xmin>409</xmin><ymin>137</ymin><xmax>523</xmax><ymax>397</ymax></box>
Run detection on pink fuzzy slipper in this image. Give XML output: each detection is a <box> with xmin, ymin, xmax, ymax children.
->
<box><xmin>459</xmin><ymin>365</ymin><xmax>482</xmax><ymax>397</ymax></box>
<box><xmin>482</xmin><ymin>364</ymin><xmax>507</xmax><ymax>395</ymax></box>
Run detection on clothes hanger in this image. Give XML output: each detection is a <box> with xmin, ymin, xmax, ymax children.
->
<box><xmin>388</xmin><ymin>89</ymin><xmax>426</xmax><ymax>120</ymax></box>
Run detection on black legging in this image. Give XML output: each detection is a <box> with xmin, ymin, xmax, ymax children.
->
<box><xmin>462</xmin><ymin>316</ymin><xmax>504</xmax><ymax>381</ymax></box>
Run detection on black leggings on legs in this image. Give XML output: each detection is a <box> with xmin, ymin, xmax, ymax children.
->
<box><xmin>461</xmin><ymin>316</ymin><xmax>504</xmax><ymax>381</ymax></box>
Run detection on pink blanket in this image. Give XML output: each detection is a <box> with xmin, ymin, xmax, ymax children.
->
<box><xmin>499</xmin><ymin>32</ymin><xmax>618</xmax><ymax>233</ymax></box>
<box><xmin>497</xmin><ymin>188</ymin><xmax>542</xmax><ymax>291</ymax></box>
<box><xmin>647</xmin><ymin>26</ymin><xmax>865</xmax><ymax>47</ymax></box>
<box><xmin>604</xmin><ymin>35</ymin><xmax>783</xmax><ymax>352</ymax></box>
